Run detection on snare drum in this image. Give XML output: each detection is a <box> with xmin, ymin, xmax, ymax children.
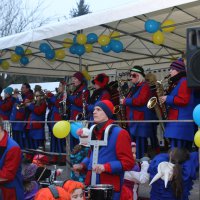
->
<box><xmin>85</xmin><ymin>184</ymin><xmax>113</xmax><ymax>200</ymax></box>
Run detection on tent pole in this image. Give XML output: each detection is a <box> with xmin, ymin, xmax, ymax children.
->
<box><xmin>79</xmin><ymin>56</ymin><xmax>82</xmax><ymax>72</ymax></box>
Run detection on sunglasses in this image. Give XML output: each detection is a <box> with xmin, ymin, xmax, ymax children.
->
<box><xmin>130</xmin><ymin>73</ymin><xmax>138</xmax><ymax>78</ymax></box>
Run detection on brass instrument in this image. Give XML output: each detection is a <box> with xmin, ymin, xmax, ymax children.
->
<box><xmin>75</xmin><ymin>90</ymin><xmax>87</xmax><ymax>121</ymax></box>
<box><xmin>147</xmin><ymin>74</ymin><xmax>170</xmax><ymax>131</ymax></box>
<box><xmin>115</xmin><ymin>78</ymin><xmax>128</xmax><ymax>129</ymax></box>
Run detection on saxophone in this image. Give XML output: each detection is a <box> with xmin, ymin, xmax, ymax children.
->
<box><xmin>114</xmin><ymin>78</ymin><xmax>129</xmax><ymax>129</ymax></box>
<box><xmin>147</xmin><ymin>74</ymin><xmax>170</xmax><ymax>132</ymax></box>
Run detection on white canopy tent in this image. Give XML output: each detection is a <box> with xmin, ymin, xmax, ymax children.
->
<box><xmin>0</xmin><ymin>0</ymin><xmax>199</xmax><ymax>79</ymax></box>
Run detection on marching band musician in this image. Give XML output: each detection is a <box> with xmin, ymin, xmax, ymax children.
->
<box><xmin>73</xmin><ymin>100</ymin><xmax>134</xmax><ymax>200</ymax></box>
<box><xmin>46</xmin><ymin>81</ymin><xmax>67</xmax><ymax>153</ymax></box>
<box><xmin>159</xmin><ymin>58</ymin><xmax>195</xmax><ymax>150</ymax></box>
<box><xmin>67</xmin><ymin>71</ymin><xmax>90</xmax><ymax>149</ymax></box>
<box><xmin>24</xmin><ymin>90</ymin><xmax>47</xmax><ymax>150</ymax></box>
<box><xmin>120</xmin><ymin>66</ymin><xmax>155</xmax><ymax>159</ymax></box>
<box><xmin>0</xmin><ymin>87</ymin><xmax>15</xmax><ymax>120</ymax></box>
<box><xmin>87</xmin><ymin>73</ymin><xmax>111</xmax><ymax>125</ymax></box>
<box><xmin>10</xmin><ymin>89</ymin><xmax>25</xmax><ymax>149</ymax></box>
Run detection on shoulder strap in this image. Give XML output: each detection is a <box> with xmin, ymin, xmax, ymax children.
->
<box><xmin>48</xmin><ymin>185</ymin><xmax>59</xmax><ymax>199</ymax></box>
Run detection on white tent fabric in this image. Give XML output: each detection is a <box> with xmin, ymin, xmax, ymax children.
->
<box><xmin>0</xmin><ymin>0</ymin><xmax>199</xmax><ymax>79</ymax></box>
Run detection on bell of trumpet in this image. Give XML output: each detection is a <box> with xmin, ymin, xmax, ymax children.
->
<box><xmin>147</xmin><ymin>97</ymin><xmax>157</xmax><ymax>109</ymax></box>
<box><xmin>16</xmin><ymin>103</ymin><xmax>25</xmax><ymax>110</ymax></box>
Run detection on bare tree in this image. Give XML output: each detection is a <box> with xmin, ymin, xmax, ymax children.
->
<box><xmin>0</xmin><ymin>0</ymin><xmax>53</xmax><ymax>37</ymax></box>
<box><xmin>70</xmin><ymin>0</ymin><xmax>91</xmax><ymax>18</ymax></box>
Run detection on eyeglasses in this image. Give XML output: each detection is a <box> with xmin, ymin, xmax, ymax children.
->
<box><xmin>130</xmin><ymin>73</ymin><xmax>138</xmax><ymax>78</ymax></box>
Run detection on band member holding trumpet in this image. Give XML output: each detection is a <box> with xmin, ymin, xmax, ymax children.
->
<box><xmin>159</xmin><ymin>58</ymin><xmax>195</xmax><ymax>149</ymax></box>
<box><xmin>120</xmin><ymin>66</ymin><xmax>154</xmax><ymax>159</ymax></box>
<box><xmin>67</xmin><ymin>72</ymin><xmax>90</xmax><ymax>149</ymax></box>
<box><xmin>24</xmin><ymin>90</ymin><xmax>47</xmax><ymax>149</ymax></box>
<box><xmin>73</xmin><ymin>100</ymin><xmax>134</xmax><ymax>200</ymax></box>
<box><xmin>0</xmin><ymin>87</ymin><xmax>14</xmax><ymax>120</ymax></box>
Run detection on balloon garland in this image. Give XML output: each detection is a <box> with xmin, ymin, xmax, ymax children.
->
<box><xmin>144</xmin><ymin>19</ymin><xmax>176</xmax><ymax>45</ymax></box>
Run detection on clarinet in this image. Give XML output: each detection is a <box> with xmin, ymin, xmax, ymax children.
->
<box><xmin>82</xmin><ymin>90</ymin><xmax>86</xmax><ymax>120</ymax></box>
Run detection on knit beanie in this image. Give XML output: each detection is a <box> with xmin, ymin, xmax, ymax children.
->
<box><xmin>130</xmin><ymin>65</ymin><xmax>145</xmax><ymax>77</ymax></box>
<box><xmin>73</xmin><ymin>72</ymin><xmax>84</xmax><ymax>82</ymax></box>
<box><xmin>170</xmin><ymin>58</ymin><xmax>185</xmax><ymax>72</ymax></box>
<box><xmin>92</xmin><ymin>73</ymin><xmax>109</xmax><ymax>88</ymax></box>
<box><xmin>95</xmin><ymin>100</ymin><xmax>114</xmax><ymax>118</ymax></box>
<box><xmin>4</xmin><ymin>87</ymin><xmax>13</xmax><ymax>95</ymax></box>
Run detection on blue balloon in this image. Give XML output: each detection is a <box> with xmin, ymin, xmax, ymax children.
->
<box><xmin>20</xmin><ymin>57</ymin><xmax>29</xmax><ymax>65</ymax></box>
<box><xmin>70</xmin><ymin>122</ymin><xmax>84</xmax><ymax>139</ymax></box>
<box><xmin>0</xmin><ymin>59</ymin><xmax>2</xmax><ymax>64</ymax></box>
<box><xmin>45</xmin><ymin>49</ymin><xmax>55</xmax><ymax>60</ymax></box>
<box><xmin>39</xmin><ymin>43</ymin><xmax>51</xmax><ymax>53</ymax></box>
<box><xmin>193</xmin><ymin>104</ymin><xmax>200</xmax><ymax>126</ymax></box>
<box><xmin>69</xmin><ymin>45</ymin><xmax>77</xmax><ymax>54</ymax></box>
<box><xmin>110</xmin><ymin>40</ymin><xmax>123</xmax><ymax>53</ymax></box>
<box><xmin>101</xmin><ymin>44</ymin><xmax>111</xmax><ymax>53</ymax></box>
<box><xmin>87</xmin><ymin>33</ymin><xmax>98</xmax><ymax>44</ymax></box>
<box><xmin>15</xmin><ymin>46</ymin><xmax>24</xmax><ymax>56</ymax></box>
<box><xmin>76</xmin><ymin>45</ymin><xmax>85</xmax><ymax>56</ymax></box>
<box><xmin>145</xmin><ymin>19</ymin><xmax>160</xmax><ymax>33</ymax></box>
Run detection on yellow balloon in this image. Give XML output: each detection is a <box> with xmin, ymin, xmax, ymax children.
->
<box><xmin>82</xmin><ymin>69</ymin><xmax>91</xmax><ymax>80</ymax></box>
<box><xmin>84</xmin><ymin>44</ymin><xmax>93</xmax><ymax>53</ymax></box>
<box><xmin>77</xmin><ymin>34</ymin><xmax>87</xmax><ymax>45</ymax></box>
<box><xmin>161</xmin><ymin>19</ymin><xmax>176</xmax><ymax>32</ymax></box>
<box><xmin>63</xmin><ymin>38</ymin><xmax>73</xmax><ymax>48</ymax></box>
<box><xmin>55</xmin><ymin>49</ymin><xmax>65</xmax><ymax>60</ymax></box>
<box><xmin>194</xmin><ymin>130</ymin><xmax>200</xmax><ymax>147</ymax></box>
<box><xmin>53</xmin><ymin>120</ymin><xmax>71</xmax><ymax>139</ymax></box>
<box><xmin>25</xmin><ymin>49</ymin><xmax>32</xmax><ymax>56</ymax></box>
<box><xmin>11</xmin><ymin>54</ymin><xmax>21</xmax><ymax>62</ymax></box>
<box><xmin>152</xmin><ymin>31</ymin><xmax>165</xmax><ymax>45</ymax></box>
<box><xmin>109</xmin><ymin>31</ymin><xmax>120</xmax><ymax>40</ymax></box>
<box><xmin>98</xmin><ymin>35</ymin><xmax>110</xmax><ymax>46</ymax></box>
<box><xmin>1</xmin><ymin>61</ymin><xmax>10</xmax><ymax>70</ymax></box>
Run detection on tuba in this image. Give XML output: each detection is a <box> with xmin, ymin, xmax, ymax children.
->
<box><xmin>147</xmin><ymin>74</ymin><xmax>170</xmax><ymax>132</ymax></box>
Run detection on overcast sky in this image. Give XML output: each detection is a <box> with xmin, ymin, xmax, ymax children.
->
<box><xmin>25</xmin><ymin>0</ymin><xmax>135</xmax><ymax>21</ymax></box>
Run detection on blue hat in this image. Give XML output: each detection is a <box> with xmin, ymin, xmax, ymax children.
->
<box><xmin>95</xmin><ymin>100</ymin><xmax>114</xmax><ymax>118</ymax></box>
<box><xmin>4</xmin><ymin>87</ymin><xmax>13</xmax><ymax>95</ymax></box>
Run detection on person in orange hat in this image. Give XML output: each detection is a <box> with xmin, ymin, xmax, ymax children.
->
<box><xmin>63</xmin><ymin>180</ymin><xmax>85</xmax><ymax>200</ymax></box>
<box><xmin>34</xmin><ymin>185</ymin><xmax>70</xmax><ymax>200</ymax></box>
<box><xmin>73</xmin><ymin>100</ymin><xmax>134</xmax><ymax>200</ymax></box>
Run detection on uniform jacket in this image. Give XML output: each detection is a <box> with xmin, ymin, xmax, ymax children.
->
<box><xmin>0</xmin><ymin>131</ymin><xmax>24</xmax><ymax>200</ymax></box>
<box><xmin>164</xmin><ymin>77</ymin><xmax>195</xmax><ymax>141</ymax></box>
<box><xmin>0</xmin><ymin>96</ymin><xmax>14</xmax><ymax>120</ymax></box>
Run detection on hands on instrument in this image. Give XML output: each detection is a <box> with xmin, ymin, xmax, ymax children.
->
<box><xmin>120</xmin><ymin>97</ymin><xmax>125</xmax><ymax>104</ymax></box>
<box><xmin>92</xmin><ymin>164</ymin><xmax>105</xmax><ymax>174</ymax></box>
<box><xmin>159</xmin><ymin>95</ymin><xmax>167</xmax><ymax>104</ymax></box>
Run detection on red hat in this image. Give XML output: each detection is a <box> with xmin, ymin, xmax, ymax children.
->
<box><xmin>73</xmin><ymin>72</ymin><xmax>84</xmax><ymax>82</ymax></box>
<box><xmin>95</xmin><ymin>100</ymin><xmax>114</xmax><ymax>118</ymax></box>
<box><xmin>92</xmin><ymin>73</ymin><xmax>109</xmax><ymax>88</ymax></box>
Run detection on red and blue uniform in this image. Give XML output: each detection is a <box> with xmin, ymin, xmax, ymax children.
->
<box><xmin>124</xmin><ymin>82</ymin><xmax>154</xmax><ymax>158</ymax></box>
<box><xmin>0</xmin><ymin>96</ymin><xmax>14</xmax><ymax>120</ymax></box>
<box><xmin>82</xmin><ymin>120</ymin><xmax>134</xmax><ymax>200</ymax></box>
<box><xmin>47</xmin><ymin>93</ymin><xmax>65</xmax><ymax>153</ymax></box>
<box><xmin>164</xmin><ymin>77</ymin><xmax>195</xmax><ymax>148</ymax></box>
<box><xmin>26</xmin><ymin>100</ymin><xmax>47</xmax><ymax>149</ymax></box>
<box><xmin>68</xmin><ymin>84</ymin><xmax>89</xmax><ymax>149</ymax></box>
<box><xmin>0</xmin><ymin>131</ymin><xmax>24</xmax><ymax>200</ymax></box>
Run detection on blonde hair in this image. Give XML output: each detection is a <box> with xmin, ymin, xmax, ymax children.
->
<box><xmin>137</xmin><ymin>73</ymin><xmax>145</xmax><ymax>83</ymax></box>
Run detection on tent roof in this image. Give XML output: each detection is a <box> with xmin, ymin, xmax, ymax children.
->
<box><xmin>0</xmin><ymin>0</ymin><xmax>199</xmax><ymax>78</ymax></box>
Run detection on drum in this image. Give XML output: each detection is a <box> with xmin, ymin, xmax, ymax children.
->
<box><xmin>85</xmin><ymin>184</ymin><xmax>114</xmax><ymax>200</ymax></box>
